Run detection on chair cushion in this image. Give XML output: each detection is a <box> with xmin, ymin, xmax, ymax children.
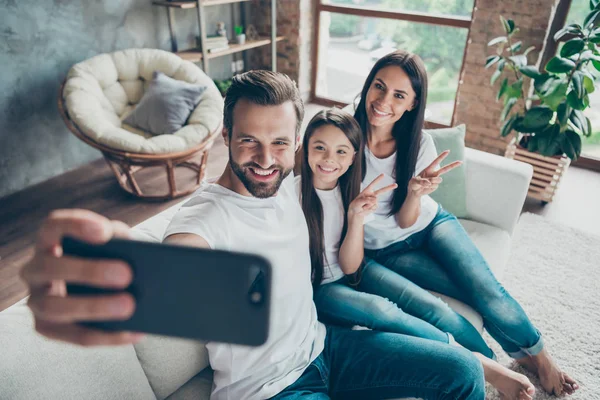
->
<box><xmin>0</xmin><ymin>299</ymin><xmax>156</xmax><ymax>400</ymax></box>
<box><xmin>63</xmin><ymin>48</ymin><xmax>224</xmax><ymax>154</ymax></box>
<box><xmin>124</xmin><ymin>72</ymin><xmax>206</xmax><ymax>136</ymax></box>
<box><xmin>166</xmin><ymin>368</ymin><xmax>213</xmax><ymax>400</ymax></box>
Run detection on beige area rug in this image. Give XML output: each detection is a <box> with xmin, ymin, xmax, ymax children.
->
<box><xmin>483</xmin><ymin>213</ymin><xmax>600</xmax><ymax>399</ymax></box>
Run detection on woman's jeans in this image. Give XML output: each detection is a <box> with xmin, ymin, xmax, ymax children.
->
<box><xmin>365</xmin><ymin>206</ymin><xmax>544</xmax><ymax>359</ymax></box>
<box><xmin>314</xmin><ymin>259</ymin><xmax>495</xmax><ymax>358</ymax></box>
<box><xmin>270</xmin><ymin>325</ymin><xmax>485</xmax><ymax>399</ymax></box>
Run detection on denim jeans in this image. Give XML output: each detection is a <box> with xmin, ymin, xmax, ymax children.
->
<box><xmin>270</xmin><ymin>325</ymin><xmax>485</xmax><ymax>399</ymax></box>
<box><xmin>365</xmin><ymin>206</ymin><xmax>544</xmax><ymax>359</ymax></box>
<box><xmin>314</xmin><ymin>258</ymin><xmax>495</xmax><ymax>359</ymax></box>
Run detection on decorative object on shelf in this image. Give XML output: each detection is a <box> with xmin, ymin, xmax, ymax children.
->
<box><xmin>235</xmin><ymin>25</ymin><xmax>246</xmax><ymax>45</ymax></box>
<box><xmin>216</xmin><ymin>21</ymin><xmax>227</xmax><ymax>38</ymax></box>
<box><xmin>213</xmin><ymin>78</ymin><xmax>233</xmax><ymax>97</ymax></box>
<box><xmin>486</xmin><ymin>7</ymin><xmax>599</xmax><ymax>203</ymax></box>
<box><xmin>245</xmin><ymin>24</ymin><xmax>259</xmax><ymax>41</ymax></box>
<box><xmin>198</xmin><ymin>34</ymin><xmax>230</xmax><ymax>53</ymax></box>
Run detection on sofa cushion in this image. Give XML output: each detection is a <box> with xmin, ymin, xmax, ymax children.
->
<box><xmin>134</xmin><ymin>335</ymin><xmax>209</xmax><ymax>400</ymax></box>
<box><xmin>0</xmin><ymin>299</ymin><xmax>156</xmax><ymax>400</ymax></box>
<box><xmin>425</xmin><ymin>124</ymin><xmax>468</xmax><ymax>218</ymax></box>
<box><xmin>166</xmin><ymin>368</ymin><xmax>213</xmax><ymax>400</ymax></box>
<box><xmin>123</xmin><ymin>72</ymin><xmax>206</xmax><ymax>136</ymax></box>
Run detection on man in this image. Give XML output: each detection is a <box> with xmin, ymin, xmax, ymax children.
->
<box><xmin>21</xmin><ymin>70</ymin><xmax>485</xmax><ymax>399</ymax></box>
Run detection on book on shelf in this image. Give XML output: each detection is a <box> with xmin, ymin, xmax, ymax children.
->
<box><xmin>208</xmin><ymin>45</ymin><xmax>230</xmax><ymax>53</ymax></box>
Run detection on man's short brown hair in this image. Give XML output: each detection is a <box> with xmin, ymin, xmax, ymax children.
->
<box><xmin>223</xmin><ymin>70</ymin><xmax>304</xmax><ymax>138</ymax></box>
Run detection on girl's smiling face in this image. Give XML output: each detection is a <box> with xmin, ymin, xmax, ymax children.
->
<box><xmin>308</xmin><ymin>124</ymin><xmax>356</xmax><ymax>190</ymax></box>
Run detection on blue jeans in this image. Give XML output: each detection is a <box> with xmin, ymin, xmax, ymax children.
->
<box><xmin>366</xmin><ymin>206</ymin><xmax>544</xmax><ymax>359</ymax></box>
<box><xmin>314</xmin><ymin>259</ymin><xmax>495</xmax><ymax>359</ymax></box>
<box><xmin>270</xmin><ymin>325</ymin><xmax>485</xmax><ymax>399</ymax></box>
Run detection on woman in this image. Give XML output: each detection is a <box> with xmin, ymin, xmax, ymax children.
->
<box><xmin>353</xmin><ymin>49</ymin><xmax>578</xmax><ymax>397</ymax></box>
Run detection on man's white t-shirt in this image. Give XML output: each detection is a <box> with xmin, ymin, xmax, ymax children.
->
<box><xmin>164</xmin><ymin>174</ymin><xmax>326</xmax><ymax>400</ymax></box>
<box><xmin>362</xmin><ymin>132</ymin><xmax>440</xmax><ymax>250</ymax></box>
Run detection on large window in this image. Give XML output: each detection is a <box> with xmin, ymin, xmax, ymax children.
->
<box><xmin>311</xmin><ymin>0</ymin><xmax>474</xmax><ymax>126</ymax></box>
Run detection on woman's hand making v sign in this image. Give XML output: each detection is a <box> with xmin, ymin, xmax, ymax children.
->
<box><xmin>348</xmin><ymin>174</ymin><xmax>398</xmax><ymax>220</ymax></box>
<box><xmin>409</xmin><ymin>150</ymin><xmax>462</xmax><ymax>197</ymax></box>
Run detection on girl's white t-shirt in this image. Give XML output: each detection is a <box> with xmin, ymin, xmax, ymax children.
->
<box><xmin>314</xmin><ymin>185</ymin><xmax>346</xmax><ymax>285</ymax></box>
<box><xmin>362</xmin><ymin>132</ymin><xmax>440</xmax><ymax>250</ymax></box>
<box><xmin>164</xmin><ymin>175</ymin><xmax>326</xmax><ymax>400</ymax></box>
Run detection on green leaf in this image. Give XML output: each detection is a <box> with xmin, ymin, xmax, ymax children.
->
<box><xmin>582</xmin><ymin>72</ymin><xmax>595</xmax><ymax>94</ymax></box>
<box><xmin>519</xmin><ymin>65</ymin><xmax>542</xmax><ymax>78</ymax></box>
<box><xmin>569</xmin><ymin>109</ymin><xmax>587</xmax><ymax>135</ymax></box>
<box><xmin>561</xmin><ymin>130</ymin><xmax>582</xmax><ymax>160</ymax></box>
<box><xmin>501</xmin><ymin>98</ymin><xmax>518</xmax><ymax>121</ymax></box>
<box><xmin>584</xmin><ymin>10</ymin><xmax>600</xmax><ymax>29</ymax></box>
<box><xmin>505</xmin><ymin>78</ymin><xmax>524</xmax><ymax>100</ymax></box>
<box><xmin>592</xmin><ymin>0</ymin><xmax>599</xmax><ymax>10</ymax></box>
<box><xmin>497</xmin><ymin>59</ymin><xmax>506</xmax><ymax>71</ymax></box>
<box><xmin>488</xmin><ymin>36</ymin><xmax>508</xmax><ymax>46</ymax></box>
<box><xmin>501</xmin><ymin>115</ymin><xmax>519</xmax><ymax>137</ymax></box>
<box><xmin>586</xmin><ymin>116</ymin><xmax>593</xmax><ymax>138</ymax></box>
<box><xmin>527</xmin><ymin>135</ymin><xmax>540</xmax><ymax>152</ymax></box>
<box><xmin>520</xmin><ymin>106</ymin><xmax>554</xmax><ymax>131</ymax></box>
<box><xmin>567</xmin><ymin>90</ymin><xmax>589</xmax><ymax>110</ymax></box>
<box><xmin>557</xmin><ymin>102</ymin><xmax>569</xmax><ymax>129</ymax></box>
<box><xmin>545</xmin><ymin>56</ymin><xmax>576</xmax><ymax>73</ymax></box>
<box><xmin>500</xmin><ymin>16</ymin><xmax>514</xmax><ymax>34</ymax></box>
<box><xmin>554</xmin><ymin>24</ymin><xmax>584</xmax><ymax>41</ymax></box>
<box><xmin>497</xmin><ymin>78</ymin><xmax>509</xmax><ymax>100</ymax></box>
<box><xmin>593</xmin><ymin>59</ymin><xmax>600</xmax><ymax>71</ymax></box>
<box><xmin>591</xmin><ymin>31</ymin><xmax>600</xmax><ymax>43</ymax></box>
<box><xmin>537</xmin><ymin>124</ymin><xmax>562</xmax><ymax>156</ymax></box>
<box><xmin>491</xmin><ymin>69</ymin><xmax>502</xmax><ymax>85</ymax></box>
<box><xmin>510</xmin><ymin>54</ymin><xmax>528</xmax><ymax>67</ymax></box>
<box><xmin>536</xmin><ymin>77</ymin><xmax>568</xmax><ymax>111</ymax></box>
<box><xmin>572</xmin><ymin>71</ymin><xmax>585</xmax><ymax>98</ymax></box>
<box><xmin>523</xmin><ymin>46</ymin><xmax>536</xmax><ymax>56</ymax></box>
<box><xmin>510</xmin><ymin>41</ymin><xmax>522</xmax><ymax>52</ymax></box>
<box><xmin>486</xmin><ymin>55</ymin><xmax>501</xmax><ymax>68</ymax></box>
<box><xmin>560</xmin><ymin>38</ymin><xmax>585</xmax><ymax>57</ymax></box>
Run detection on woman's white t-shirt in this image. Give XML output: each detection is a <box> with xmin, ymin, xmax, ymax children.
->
<box><xmin>164</xmin><ymin>175</ymin><xmax>326</xmax><ymax>400</ymax></box>
<box><xmin>362</xmin><ymin>132</ymin><xmax>440</xmax><ymax>250</ymax></box>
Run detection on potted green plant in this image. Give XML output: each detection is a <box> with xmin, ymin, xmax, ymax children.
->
<box><xmin>213</xmin><ymin>79</ymin><xmax>232</xmax><ymax>97</ymax></box>
<box><xmin>487</xmin><ymin>6</ymin><xmax>599</xmax><ymax>159</ymax></box>
<box><xmin>485</xmin><ymin>4</ymin><xmax>599</xmax><ymax>202</ymax></box>
<box><xmin>235</xmin><ymin>26</ymin><xmax>246</xmax><ymax>45</ymax></box>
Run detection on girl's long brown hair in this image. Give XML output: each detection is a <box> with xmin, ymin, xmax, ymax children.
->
<box><xmin>354</xmin><ymin>50</ymin><xmax>428</xmax><ymax>216</ymax></box>
<box><xmin>300</xmin><ymin>108</ymin><xmax>364</xmax><ymax>290</ymax></box>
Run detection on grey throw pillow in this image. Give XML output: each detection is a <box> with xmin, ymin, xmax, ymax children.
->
<box><xmin>124</xmin><ymin>71</ymin><xmax>206</xmax><ymax>136</ymax></box>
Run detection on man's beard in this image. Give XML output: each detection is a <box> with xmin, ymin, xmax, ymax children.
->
<box><xmin>229</xmin><ymin>153</ymin><xmax>292</xmax><ymax>198</ymax></box>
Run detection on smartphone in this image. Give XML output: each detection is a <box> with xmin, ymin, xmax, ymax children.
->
<box><xmin>63</xmin><ymin>236</ymin><xmax>271</xmax><ymax>346</ymax></box>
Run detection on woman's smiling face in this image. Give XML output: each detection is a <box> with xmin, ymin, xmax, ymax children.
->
<box><xmin>365</xmin><ymin>65</ymin><xmax>417</xmax><ymax>130</ymax></box>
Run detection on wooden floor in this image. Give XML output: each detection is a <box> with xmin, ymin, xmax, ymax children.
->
<box><xmin>0</xmin><ymin>133</ymin><xmax>229</xmax><ymax>312</ymax></box>
<box><xmin>1</xmin><ymin>113</ymin><xmax>599</xmax><ymax>312</ymax></box>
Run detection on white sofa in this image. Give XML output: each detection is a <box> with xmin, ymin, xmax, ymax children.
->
<box><xmin>0</xmin><ymin>148</ymin><xmax>533</xmax><ymax>400</ymax></box>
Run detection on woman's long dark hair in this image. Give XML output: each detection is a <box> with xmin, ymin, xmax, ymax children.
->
<box><xmin>300</xmin><ymin>109</ymin><xmax>364</xmax><ymax>289</ymax></box>
<box><xmin>354</xmin><ymin>50</ymin><xmax>428</xmax><ymax>216</ymax></box>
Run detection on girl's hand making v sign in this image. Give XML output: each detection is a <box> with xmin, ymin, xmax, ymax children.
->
<box><xmin>409</xmin><ymin>150</ymin><xmax>462</xmax><ymax>198</ymax></box>
<box><xmin>348</xmin><ymin>174</ymin><xmax>397</xmax><ymax>220</ymax></box>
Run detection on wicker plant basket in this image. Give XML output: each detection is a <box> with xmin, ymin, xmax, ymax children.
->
<box><xmin>505</xmin><ymin>138</ymin><xmax>571</xmax><ymax>204</ymax></box>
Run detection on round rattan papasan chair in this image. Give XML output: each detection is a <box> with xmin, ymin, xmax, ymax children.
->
<box><xmin>58</xmin><ymin>48</ymin><xmax>224</xmax><ymax>200</ymax></box>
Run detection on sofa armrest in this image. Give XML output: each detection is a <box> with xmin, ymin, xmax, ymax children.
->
<box><xmin>463</xmin><ymin>147</ymin><xmax>533</xmax><ymax>235</ymax></box>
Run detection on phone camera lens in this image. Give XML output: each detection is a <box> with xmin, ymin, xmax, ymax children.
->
<box><xmin>250</xmin><ymin>292</ymin><xmax>262</xmax><ymax>304</ymax></box>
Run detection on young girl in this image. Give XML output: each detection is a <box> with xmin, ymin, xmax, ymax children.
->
<box><xmin>299</xmin><ymin>108</ymin><xmax>536</xmax><ymax>400</ymax></box>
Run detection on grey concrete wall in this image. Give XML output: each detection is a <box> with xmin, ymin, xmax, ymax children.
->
<box><xmin>0</xmin><ymin>0</ymin><xmax>238</xmax><ymax>198</ymax></box>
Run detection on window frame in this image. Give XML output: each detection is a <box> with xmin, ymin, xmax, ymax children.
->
<box><xmin>309</xmin><ymin>0</ymin><xmax>476</xmax><ymax>129</ymax></box>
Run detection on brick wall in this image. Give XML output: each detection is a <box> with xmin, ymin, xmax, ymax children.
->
<box><xmin>248</xmin><ymin>0</ymin><xmax>313</xmax><ymax>100</ymax></box>
<box><xmin>454</xmin><ymin>0</ymin><xmax>558</xmax><ymax>155</ymax></box>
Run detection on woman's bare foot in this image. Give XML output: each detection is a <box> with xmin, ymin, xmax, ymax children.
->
<box><xmin>475</xmin><ymin>353</ymin><xmax>535</xmax><ymax>400</ymax></box>
<box><xmin>528</xmin><ymin>348</ymin><xmax>579</xmax><ymax>396</ymax></box>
